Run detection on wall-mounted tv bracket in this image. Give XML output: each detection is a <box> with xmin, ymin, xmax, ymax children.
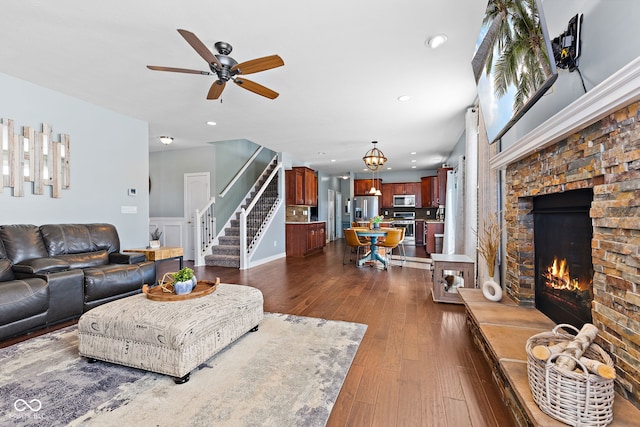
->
<box><xmin>552</xmin><ymin>13</ymin><xmax>583</xmax><ymax>71</ymax></box>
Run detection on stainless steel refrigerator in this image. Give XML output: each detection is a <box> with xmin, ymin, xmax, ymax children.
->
<box><xmin>353</xmin><ymin>196</ymin><xmax>379</xmax><ymax>221</ymax></box>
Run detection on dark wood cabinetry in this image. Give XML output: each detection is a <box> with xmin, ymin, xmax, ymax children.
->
<box><xmin>415</xmin><ymin>220</ymin><xmax>425</xmax><ymax>246</ymax></box>
<box><xmin>437</xmin><ymin>167</ymin><xmax>452</xmax><ymax>207</ymax></box>
<box><xmin>286</xmin><ymin>167</ymin><xmax>317</xmax><ymax>206</ymax></box>
<box><xmin>286</xmin><ymin>222</ymin><xmax>326</xmax><ymax>256</ymax></box>
<box><xmin>392</xmin><ymin>183</ymin><xmax>418</xmax><ymax>195</ymax></box>
<box><xmin>421</xmin><ymin>176</ymin><xmax>439</xmax><ymax>208</ymax></box>
<box><xmin>354</xmin><ymin>178</ymin><xmax>383</xmax><ymax>196</ymax></box>
<box><xmin>381</xmin><ymin>183</ymin><xmax>393</xmax><ymax>208</ymax></box>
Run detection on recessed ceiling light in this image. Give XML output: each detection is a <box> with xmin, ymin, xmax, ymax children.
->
<box><xmin>426</xmin><ymin>34</ymin><xmax>448</xmax><ymax>49</ymax></box>
<box><xmin>331</xmin><ymin>159</ymin><xmax>336</xmax><ymax>162</ymax></box>
<box><xmin>397</xmin><ymin>95</ymin><xmax>412</xmax><ymax>102</ymax></box>
<box><xmin>342</xmin><ymin>175</ymin><xmax>349</xmax><ymax>180</ymax></box>
<box><xmin>387</xmin><ymin>167</ymin><xmax>392</xmax><ymax>170</ymax></box>
<box><xmin>411</xmin><ymin>159</ymin><xmax>417</xmax><ymax>163</ymax></box>
<box><xmin>410</xmin><ymin>151</ymin><xmax>417</xmax><ymax>155</ymax></box>
<box><xmin>318</xmin><ymin>151</ymin><xmax>326</xmax><ymax>155</ymax></box>
<box><xmin>411</xmin><ymin>165</ymin><xmax>417</xmax><ymax>169</ymax></box>
<box><xmin>206</xmin><ymin>121</ymin><xmax>217</xmax><ymax>126</ymax></box>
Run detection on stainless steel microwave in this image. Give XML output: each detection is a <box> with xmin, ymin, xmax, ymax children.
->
<box><xmin>393</xmin><ymin>194</ymin><xmax>416</xmax><ymax>207</ymax></box>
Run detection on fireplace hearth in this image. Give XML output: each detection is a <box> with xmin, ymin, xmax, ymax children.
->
<box><xmin>533</xmin><ymin>189</ymin><xmax>593</xmax><ymax>328</ymax></box>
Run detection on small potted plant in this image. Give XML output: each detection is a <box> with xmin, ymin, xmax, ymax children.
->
<box><xmin>370</xmin><ymin>215</ymin><xmax>384</xmax><ymax>229</ymax></box>
<box><xmin>171</xmin><ymin>267</ymin><xmax>197</xmax><ymax>295</ymax></box>
<box><xmin>149</xmin><ymin>228</ymin><xmax>162</xmax><ymax>249</ymax></box>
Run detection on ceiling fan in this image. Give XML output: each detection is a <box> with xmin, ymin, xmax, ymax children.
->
<box><xmin>147</xmin><ymin>29</ymin><xmax>284</xmax><ymax>100</ymax></box>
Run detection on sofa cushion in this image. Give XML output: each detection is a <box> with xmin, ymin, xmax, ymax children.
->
<box><xmin>0</xmin><ymin>278</ymin><xmax>49</xmax><ymax>325</ymax></box>
<box><xmin>0</xmin><ymin>225</ymin><xmax>48</xmax><ymax>264</ymax></box>
<box><xmin>55</xmin><ymin>250</ymin><xmax>109</xmax><ymax>269</ymax></box>
<box><xmin>83</xmin><ymin>264</ymin><xmax>144</xmax><ymax>302</ymax></box>
<box><xmin>86</xmin><ymin>224</ymin><xmax>120</xmax><ymax>254</ymax></box>
<box><xmin>40</xmin><ymin>224</ymin><xmax>94</xmax><ymax>255</ymax></box>
<box><xmin>0</xmin><ymin>259</ymin><xmax>15</xmax><ymax>281</ymax></box>
<box><xmin>12</xmin><ymin>257</ymin><xmax>70</xmax><ymax>275</ymax></box>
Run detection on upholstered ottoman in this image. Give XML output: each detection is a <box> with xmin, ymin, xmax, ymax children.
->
<box><xmin>77</xmin><ymin>283</ymin><xmax>263</xmax><ymax>383</ymax></box>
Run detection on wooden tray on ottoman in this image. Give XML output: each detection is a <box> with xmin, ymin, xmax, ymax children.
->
<box><xmin>142</xmin><ymin>277</ymin><xmax>219</xmax><ymax>301</ymax></box>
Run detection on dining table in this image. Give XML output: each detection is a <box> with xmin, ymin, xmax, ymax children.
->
<box><xmin>355</xmin><ymin>228</ymin><xmax>390</xmax><ymax>269</ymax></box>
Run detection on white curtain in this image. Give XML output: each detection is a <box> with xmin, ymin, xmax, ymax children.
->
<box><xmin>442</xmin><ymin>169</ymin><xmax>457</xmax><ymax>254</ymax></box>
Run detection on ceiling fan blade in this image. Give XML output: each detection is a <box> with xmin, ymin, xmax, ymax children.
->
<box><xmin>207</xmin><ymin>80</ymin><xmax>226</xmax><ymax>100</ymax></box>
<box><xmin>177</xmin><ymin>29</ymin><xmax>222</xmax><ymax>68</ymax></box>
<box><xmin>233</xmin><ymin>78</ymin><xmax>279</xmax><ymax>99</ymax></box>
<box><xmin>231</xmin><ymin>55</ymin><xmax>284</xmax><ymax>75</ymax></box>
<box><xmin>147</xmin><ymin>65</ymin><xmax>212</xmax><ymax>75</ymax></box>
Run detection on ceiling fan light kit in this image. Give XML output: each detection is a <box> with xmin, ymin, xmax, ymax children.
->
<box><xmin>362</xmin><ymin>141</ymin><xmax>388</xmax><ymax>171</ymax></box>
<box><xmin>147</xmin><ymin>29</ymin><xmax>284</xmax><ymax>100</ymax></box>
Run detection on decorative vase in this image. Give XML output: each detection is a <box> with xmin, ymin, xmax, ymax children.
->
<box><xmin>173</xmin><ymin>280</ymin><xmax>193</xmax><ymax>295</ymax></box>
<box><xmin>482</xmin><ymin>278</ymin><xmax>502</xmax><ymax>302</ymax></box>
<box><xmin>373</xmin><ymin>222</ymin><xmax>380</xmax><ymax>229</ymax></box>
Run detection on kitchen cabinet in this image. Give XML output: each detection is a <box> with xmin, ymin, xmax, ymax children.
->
<box><xmin>426</xmin><ymin>221</ymin><xmax>444</xmax><ymax>254</ymax></box>
<box><xmin>392</xmin><ymin>182</ymin><xmax>418</xmax><ymax>196</ymax></box>
<box><xmin>415</xmin><ymin>220</ymin><xmax>425</xmax><ymax>246</ymax></box>
<box><xmin>286</xmin><ymin>222</ymin><xmax>326</xmax><ymax>256</ymax></box>
<box><xmin>437</xmin><ymin>167</ymin><xmax>452</xmax><ymax>206</ymax></box>
<box><xmin>421</xmin><ymin>176</ymin><xmax>439</xmax><ymax>208</ymax></box>
<box><xmin>286</xmin><ymin>167</ymin><xmax>317</xmax><ymax>206</ymax></box>
<box><xmin>354</xmin><ymin>178</ymin><xmax>383</xmax><ymax>196</ymax></box>
<box><xmin>381</xmin><ymin>183</ymin><xmax>393</xmax><ymax>208</ymax></box>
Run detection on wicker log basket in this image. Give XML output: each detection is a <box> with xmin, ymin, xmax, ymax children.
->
<box><xmin>526</xmin><ymin>324</ymin><xmax>615</xmax><ymax>427</ymax></box>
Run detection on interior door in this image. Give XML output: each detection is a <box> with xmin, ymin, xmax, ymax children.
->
<box><xmin>184</xmin><ymin>173</ymin><xmax>210</xmax><ymax>261</ymax></box>
<box><xmin>327</xmin><ymin>189</ymin><xmax>335</xmax><ymax>241</ymax></box>
<box><xmin>335</xmin><ymin>192</ymin><xmax>343</xmax><ymax>239</ymax></box>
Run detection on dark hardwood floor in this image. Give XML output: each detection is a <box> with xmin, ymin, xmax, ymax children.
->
<box><xmin>2</xmin><ymin>240</ymin><xmax>514</xmax><ymax>426</ymax></box>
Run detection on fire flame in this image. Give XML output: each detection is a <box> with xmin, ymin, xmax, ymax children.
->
<box><xmin>543</xmin><ymin>257</ymin><xmax>584</xmax><ymax>291</ymax></box>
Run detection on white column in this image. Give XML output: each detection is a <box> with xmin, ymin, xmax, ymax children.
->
<box><xmin>464</xmin><ymin>108</ymin><xmax>479</xmax><ymax>260</ymax></box>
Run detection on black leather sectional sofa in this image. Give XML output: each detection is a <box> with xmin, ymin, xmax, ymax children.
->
<box><xmin>0</xmin><ymin>223</ymin><xmax>156</xmax><ymax>341</ymax></box>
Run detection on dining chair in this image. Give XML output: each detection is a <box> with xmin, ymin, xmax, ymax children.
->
<box><xmin>343</xmin><ymin>228</ymin><xmax>370</xmax><ymax>265</ymax></box>
<box><xmin>378</xmin><ymin>228</ymin><xmax>404</xmax><ymax>267</ymax></box>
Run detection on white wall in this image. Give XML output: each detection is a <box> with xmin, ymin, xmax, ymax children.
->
<box><xmin>0</xmin><ymin>73</ymin><xmax>150</xmax><ymax>249</ymax></box>
<box><xmin>501</xmin><ymin>0</ymin><xmax>640</xmax><ymax>148</ymax></box>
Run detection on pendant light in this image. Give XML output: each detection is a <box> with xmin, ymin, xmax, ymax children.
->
<box><xmin>363</xmin><ymin>141</ymin><xmax>387</xmax><ymax>171</ymax></box>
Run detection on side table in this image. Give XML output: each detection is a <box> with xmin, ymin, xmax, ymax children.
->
<box><xmin>430</xmin><ymin>253</ymin><xmax>474</xmax><ymax>304</ymax></box>
<box><xmin>124</xmin><ymin>246</ymin><xmax>184</xmax><ymax>280</ymax></box>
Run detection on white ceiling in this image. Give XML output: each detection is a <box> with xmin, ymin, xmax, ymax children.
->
<box><xmin>0</xmin><ymin>0</ymin><xmax>486</xmax><ymax>176</ymax></box>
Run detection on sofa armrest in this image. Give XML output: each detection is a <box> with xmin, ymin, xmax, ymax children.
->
<box><xmin>13</xmin><ymin>257</ymin><xmax>70</xmax><ymax>275</ymax></box>
<box><xmin>109</xmin><ymin>252</ymin><xmax>146</xmax><ymax>264</ymax></box>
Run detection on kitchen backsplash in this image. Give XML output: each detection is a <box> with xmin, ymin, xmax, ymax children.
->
<box><xmin>286</xmin><ymin>205</ymin><xmax>311</xmax><ymax>222</ymax></box>
<box><xmin>380</xmin><ymin>207</ymin><xmax>439</xmax><ymax>220</ymax></box>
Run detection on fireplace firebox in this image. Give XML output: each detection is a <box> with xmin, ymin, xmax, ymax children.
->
<box><xmin>533</xmin><ymin>189</ymin><xmax>594</xmax><ymax>328</ymax></box>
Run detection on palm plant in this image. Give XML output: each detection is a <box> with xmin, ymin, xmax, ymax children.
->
<box><xmin>493</xmin><ymin>0</ymin><xmax>553</xmax><ymax>111</ymax></box>
<box><xmin>471</xmin><ymin>0</ymin><xmax>515</xmax><ymax>82</ymax></box>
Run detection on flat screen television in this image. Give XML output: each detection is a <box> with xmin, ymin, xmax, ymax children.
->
<box><xmin>472</xmin><ymin>0</ymin><xmax>558</xmax><ymax>144</ymax></box>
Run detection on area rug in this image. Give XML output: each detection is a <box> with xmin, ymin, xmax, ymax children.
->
<box><xmin>0</xmin><ymin>313</ymin><xmax>366</xmax><ymax>427</ymax></box>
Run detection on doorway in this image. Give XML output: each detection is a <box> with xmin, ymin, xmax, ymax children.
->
<box><xmin>184</xmin><ymin>173</ymin><xmax>210</xmax><ymax>261</ymax></box>
<box><xmin>327</xmin><ymin>189</ymin><xmax>335</xmax><ymax>241</ymax></box>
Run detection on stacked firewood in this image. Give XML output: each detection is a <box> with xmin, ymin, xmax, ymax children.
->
<box><xmin>531</xmin><ymin>323</ymin><xmax>616</xmax><ymax>380</ymax></box>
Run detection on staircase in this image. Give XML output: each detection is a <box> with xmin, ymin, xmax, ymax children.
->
<box><xmin>205</xmin><ymin>159</ymin><xmax>280</xmax><ymax>268</ymax></box>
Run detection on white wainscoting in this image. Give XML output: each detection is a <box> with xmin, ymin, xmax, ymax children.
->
<box><xmin>149</xmin><ymin>217</ymin><xmax>186</xmax><ymax>255</ymax></box>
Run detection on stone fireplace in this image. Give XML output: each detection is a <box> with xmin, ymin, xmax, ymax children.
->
<box><xmin>503</xmin><ymin>99</ymin><xmax>640</xmax><ymax>408</ymax></box>
<box><xmin>533</xmin><ymin>188</ymin><xmax>594</xmax><ymax>327</ymax></box>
